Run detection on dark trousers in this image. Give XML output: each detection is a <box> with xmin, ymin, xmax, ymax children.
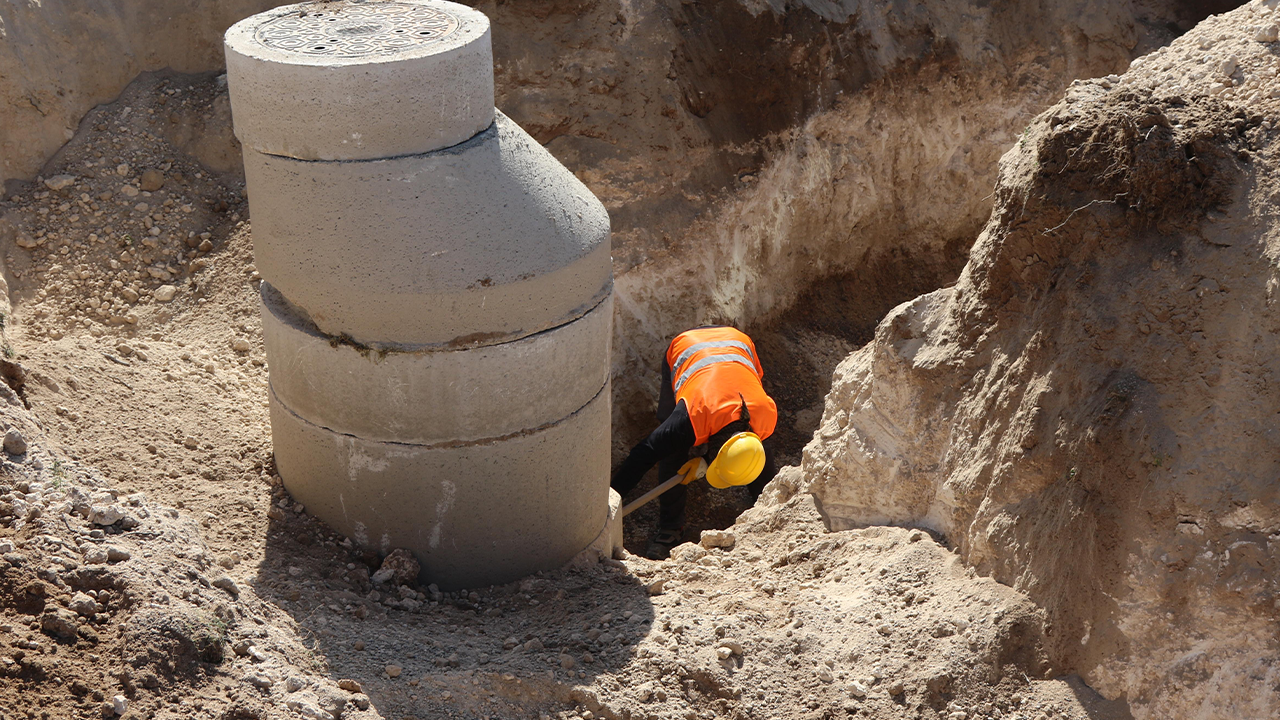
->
<box><xmin>652</xmin><ymin>363</ymin><xmax>776</xmax><ymax>532</ymax></box>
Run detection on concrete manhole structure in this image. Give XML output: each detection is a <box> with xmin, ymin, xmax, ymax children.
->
<box><xmin>225</xmin><ymin>0</ymin><xmax>615</xmax><ymax>590</ymax></box>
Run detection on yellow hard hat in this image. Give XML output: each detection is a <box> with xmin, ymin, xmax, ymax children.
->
<box><xmin>705</xmin><ymin>432</ymin><xmax>765</xmax><ymax>489</ymax></box>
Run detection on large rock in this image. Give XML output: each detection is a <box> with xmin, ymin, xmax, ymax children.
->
<box><xmin>785</xmin><ymin>5</ymin><xmax>1280</xmax><ymax>717</ymax></box>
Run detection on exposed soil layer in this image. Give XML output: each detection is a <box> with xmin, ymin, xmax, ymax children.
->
<box><xmin>789</xmin><ymin>3</ymin><xmax>1280</xmax><ymax>717</ymax></box>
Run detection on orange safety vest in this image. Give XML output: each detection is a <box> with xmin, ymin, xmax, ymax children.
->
<box><xmin>666</xmin><ymin>327</ymin><xmax>777</xmax><ymax>445</ymax></box>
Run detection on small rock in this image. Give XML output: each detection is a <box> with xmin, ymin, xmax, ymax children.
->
<box><xmin>43</xmin><ymin>175</ymin><xmax>76</xmax><ymax>191</ymax></box>
<box><xmin>715</xmin><ymin>646</ymin><xmax>732</xmax><ymax>661</ymax></box>
<box><xmin>849</xmin><ymin>680</ymin><xmax>869</xmax><ymax>697</ymax></box>
<box><xmin>285</xmin><ymin>676</ymin><xmax>304</xmax><ymax>693</ymax></box>
<box><xmin>233</xmin><ymin>639</ymin><xmax>253</xmax><ymax>656</ymax></box>
<box><xmin>84</xmin><ymin>547</ymin><xmax>109</xmax><ymax>564</ymax></box>
<box><xmin>524</xmin><ymin>638</ymin><xmax>544</xmax><ymax>652</ymax></box>
<box><xmin>385</xmin><ymin>664</ymin><xmax>402</xmax><ymax>678</ymax></box>
<box><xmin>887</xmin><ymin>680</ymin><xmax>905</xmax><ymax>696</ymax></box>
<box><xmin>338</xmin><ymin>678</ymin><xmax>362</xmax><ymax>693</ymax></box>
<box><xmin>121</xmin><ymin>288</ymin><xmax>140</xmax><ymax>303</ymax></box>
<box><xmin>371</xmin><ymin>548</ymin><xmax>420</xmax><ymax>585</ymax></box>
<box><xmin>504</xmin><ymin>636</ymin><xmax>519</xmax><ymax>650</ymax></box>
<box><xmin>2</xmin><ymin>429</ymin><xmax>27</xmax><ymax>455</ymax></box>
<box><xmin>116</xmin><ymin>163</ymin><xmax>130</xmax><ymax>177</ymax></box>
<box><xmin>41</xmin><ymin>608</ymin><xmax>79</xmax><ymax>639</ymax></box>
<box><xmin>908</xmin><ymin>530</ymin><xmax>923</xmax><ymax>542</ymax></box>
<box><xmin>88</xmin><ymin>505</ymin><xmax>124</xmax><ymax>526</ymax></box>
<box><xmin>231</xmin><ymin>337</ymin><xmax>252</xmax><ymax>352</ymax></box>
<box><xmin>139</xmin><ymin>170</ymin><xmax>166</xmax><ymax>192</ymax></box>
<box><xmin>926</xmin><ymin>672</ymin><xmax>952</xmax><ymax>696</ymax></box>
<box><xmin>671</xmin><ymin>543</ymin><xmax>707</xmax><ymax>563</ymax></box>
<box><xmin>106</xmin><ymin>547</ymin><xmax>131</xmax><ymax>562</ymax></box>
<box><xmin>245</xmin><ymin>673</ymin><xmax>273</xmax><ymax>690</ymax></box>
<box><xmin>817</xmin><ymin>667</ymin><xmax>834</xmax><ymax>683</ymax></box>
<box><xmin>700</xmin><ymin>529</ymin><xmax>735</xmax><ymax>549</ymax></box>
<box><xmin>1256</xmin><ymin>23</ymin><xmax>1279</xmax><ymax>42</ymax></box>
<box><xmin>353</xmin><ymin>640</ymin><xmax>366</xmax><ymax>651</ymax></box>
<box><xmin>212</xmin><ymin>576</ymin><xmax>239</xmax><ymax>597</ymax></box>
<box><xmin>154</xmin><ymin>285</ymin><xmax>177</xmax><ymax>303</ymax></box>
<box><xmin>69</xmin><ymin>592</ymin><xmax>99</xmax><ymax>616</ymax></box>
<box><xmin>112</xmin><ymin>694</ymin><xmax>127</xmax><ymax>716</ymax></box>
<box><xmin>353</xmin><ymin>696</ymin><xmax>371</xmax><ymax>711</ymax></box>
<box><xmin>560</xmin><ymin>654</ymin><xmax>576</xmax><ymax>670</ymax></box>
<box><xmin>647</xmin><ymin>579</ymin><xmax>666</xmax><ymax>596</ymax></box>
<box><xmin>719</xmin><ymin>639</ymin><xmax>743</xmax><ymax>655</ymax></box>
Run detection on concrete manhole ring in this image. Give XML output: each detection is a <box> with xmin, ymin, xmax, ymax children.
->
<box><xmin>254</xmin><ymin>2</ymin><xmax>461</xmax><ymax>57</ymax></box>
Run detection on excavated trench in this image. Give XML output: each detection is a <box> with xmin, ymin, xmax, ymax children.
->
<box><xmin>570</xmin><ymin>0</ymin><xmax>1243</xmax><ymax>553</ymax></box>
<box><xmin>0</xmin><ymin>0</ymin><xmax>1255</xmax><ymax>718</ymax></box>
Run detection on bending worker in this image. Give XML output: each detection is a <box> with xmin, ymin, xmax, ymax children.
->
<box><xmin>612</xmin><ymin>326</ymin><xmax>779</xmax><ymax>559</ymax></box>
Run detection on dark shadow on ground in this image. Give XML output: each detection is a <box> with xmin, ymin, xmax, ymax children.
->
<box><xmin>251</xmin><ymin>506</ymin><xmax>655</xmax><ymax>719</ymax></box>
<box><xmin>1064</xmin><ymin>674</ymin><xmax>1136</xmax><ymax>720</ymax></box>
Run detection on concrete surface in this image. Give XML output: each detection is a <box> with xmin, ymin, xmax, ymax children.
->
<box><xmin>567</xmin><ymin>488</ymin><xmax>623</xmax><ymax>569</ymax></box>
<box><xmin>260</xmin><ymin>282</ymin><xmax>612</xmax><ymax>444</ymax></box>
<box><xmin>268</xmin><ymin>383</ymin><xmax>612</xmax><ymax>591</ymax></box>
<box><xmin>244</xmin><ymin>111</ymin><xmax>612</xmax><ymax>345</ymax></box>
<box><xmin>225</xmin><ymin>0</ymin><xmax>493</xmax><ymax>160</ymax></box>
<box><xmin>228</xmin><ymin>0</ymin><xmax>614</xmax><ymax>590</ymax></box>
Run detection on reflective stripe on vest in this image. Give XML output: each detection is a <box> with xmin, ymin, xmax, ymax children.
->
<box><xmin>666</xmin><ymin>327</ymin><xmax>777</xmax><ymax>445</ymax></box>
<box><xmin>670</xmin><ymin>340</ymin><xmax>757</xmax><ymax>381</ymax></box>
<box><xmin>673</xmin><ymin>354</ymin><xmax>759</xmax><ymax>392</ymax></box>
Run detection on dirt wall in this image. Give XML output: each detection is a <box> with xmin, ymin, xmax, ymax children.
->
<box><xmin>479</xmin><ymin>0</ymin><xmax>1204</xmax><ymax>452</ymax></box>
<box><xmin>780</xmin><ymin>3</ymin><xmax>1280</xmax><ymax>716</ymax></box>
<box><xmin>0</xmin><ymin>0</ymin><xmax>278</xmax><ymax>189</ymax></box>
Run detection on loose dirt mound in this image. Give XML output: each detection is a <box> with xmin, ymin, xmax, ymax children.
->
<box><xmin>786</xmin><ymin>2</ymin><xmax>1280</xmax><ymax>717</ymax></box>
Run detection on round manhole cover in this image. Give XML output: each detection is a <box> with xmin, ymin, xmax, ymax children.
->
<box><xmin>254</xmin><ymin>2</ymin><xmax>461</xmax><ymax>57</ymax></box>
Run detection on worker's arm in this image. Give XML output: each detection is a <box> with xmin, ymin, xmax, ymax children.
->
<box><xmin>656</xmin><ymin>358</ymin><xmax>675</xmax><ymax>420</ymax></box>
<box><xmin>611</xmin><ymin>399</ymin><xmax>696</xmax><ymax>497</ymax></box>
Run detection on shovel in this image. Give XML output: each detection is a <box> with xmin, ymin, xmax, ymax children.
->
<box><xmin>621</xmin><ymin>458</ymin><xmax>707</xmax><ymax>517</ymax></box>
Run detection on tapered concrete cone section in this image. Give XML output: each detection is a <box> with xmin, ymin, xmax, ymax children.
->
<box><xmin>244</xmin><ymin>112</ymin><xmax>611</xmax><ymax>346</ymax></box>
<box><xmin>269</xmin><ymin>384</ymin><xmax>611</xmax><ymax>590</ymax></box>
<box><xmin>225</xmin><ymin>0</ymin><xmax>494</xmax><ymax>160</ymax></box>
<box><xmin>229</xmin><ymin>0</ymin><xmax>612</xmax><ymax>589</ymax></box>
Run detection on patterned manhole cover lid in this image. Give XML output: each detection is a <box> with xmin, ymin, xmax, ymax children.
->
<box><xmin>255</xmin><ymin>2</ymin><xmax>461</xmax><ymax>57</ymax></box>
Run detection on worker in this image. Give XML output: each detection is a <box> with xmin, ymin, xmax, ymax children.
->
<box><xmin>612</xmin><ymin>326</ymin><xmax>779</xmax><ymax>559</ymax></box>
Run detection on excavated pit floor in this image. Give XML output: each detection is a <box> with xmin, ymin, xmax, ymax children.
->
<box><xmin>0</xmin><ymin>68</ymin><xmax>1137</xmax><ymax>720</ymax></box>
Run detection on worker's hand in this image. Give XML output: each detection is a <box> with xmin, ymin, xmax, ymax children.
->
<box><xmin>678</xmin><ymin>458</ymin><xmax>708</xmax><ymax>485</ymax></box>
